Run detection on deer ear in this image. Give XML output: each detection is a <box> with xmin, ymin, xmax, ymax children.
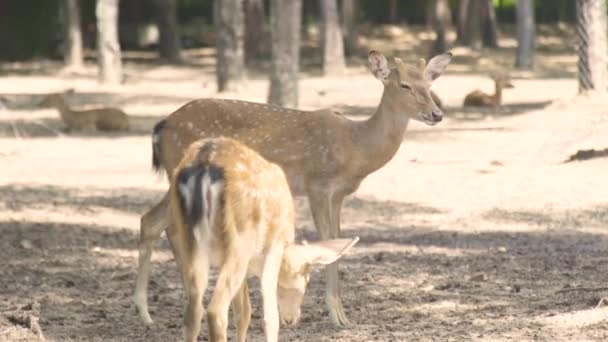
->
<box><xmin>300</xmin><ymin>237</ymin><xmax>359</xmax><ymax>266</ymax></box>
<box><xmin>368</xmin><ymin>51</ymin><xmax>390</xmax><ymax>83</ymax></box>
<box><xmin>424</xmin><ymin>52</ymin><xmax>452</xmax><ymax>82</ymax></box>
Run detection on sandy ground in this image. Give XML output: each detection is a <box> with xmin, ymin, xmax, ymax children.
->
<box><xmin>1</xmin><ymin>25</ymin><xmax>608</xmax><ymax>341</ymax></box>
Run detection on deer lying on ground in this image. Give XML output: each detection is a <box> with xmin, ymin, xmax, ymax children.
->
<box><xmin>40</xmin><ymin>92</ymin><xmax>129</xmax><ymax>132</ymax></box>
<box><xmin>133</xmin><ymin>50</ymin><xmax>452</xmax><ymax>327</ymax></box>
<box><xmin>463</xmin><ymin>71</ymin><xmax>514</xmax><ymax>107</ymax></box>
<box><xmin>168</xmin><ymin>137</ymin><xmax>358</xmax><ymax>342</ymax></box>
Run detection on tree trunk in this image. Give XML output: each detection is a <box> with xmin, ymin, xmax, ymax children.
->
<box><xmin>96</xmin><ymin>0</ymin><xmax>122</xmax><ymax>84</ymax></box>
<box><xmin>63</xmin><ymin>0</ymin><xmax>84</xmax><ymax>69</ymax></box>
<box><xmin>431</xmin><ymin>0</ymin><xmax>452</xmax><ymax>55</ymax></box>
<box><xmin>341</xmin><ymin>0</ymin><xmax>359</xmax><ymax>55</ymax></box>
<box><xmin>320</xmin><ymin>0</ymin><xmax>345</xmax><ymax>75</ymax></box>
<box><xmin>214</xmin><ymin>0</ymin><xmax>245</xmax><ymax>92</ymax></box>
<box><xmin>464</xmin><ymin>0</ymin><xmax>481</xmax><ymax>50</ymax></box>
<box><xmin>388</xmin><ymin>0</ymin><xmax>399</xmax><ymax>23</ymax></box>
<box><xmin>576</xmin><ymin>0</ymin><xmax>607</xmax><ymax>93</ymax></box>
<box><xmin>515</xmin><ymin>0</ymin><xmax>535</xmax><ymax>68</ymax></box>
<box><xmin>268</xmin><ymin>0</ymin><xmax>301</xmax><ymax>107</ymax></box>
<box><xmin>481</xmin><ymin>0</ymin><xmax>499</xmax><ymax>47</ymax></box>
<box><xmin>244</xmin><ymin>0</ymin><xmax>267</xmax><ymax>65</ymax></box>
<box><xmin>155</xmin><ymin>0</ymin><xmax>181</xmax><ymax>62</ymax></box>
<box><xmin>457</xmin><ymin>0</ymin><xmax>470</xmax><ymax>44</ymax></box>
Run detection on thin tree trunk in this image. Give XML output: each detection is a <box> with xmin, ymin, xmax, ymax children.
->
<box><xmin>432</xmin><ymin>0</ymin><xmax>452</xmax><ymax>55</ymax></box>
<box><xmin>214</xmin><ymin>0</ymin><xmax>245</xmax><ymax>92</ymax></box>
<box><xmin>268</xmin><ymin>0</ymin><xmax>301</xmax><ymax>107</ymax></box>
<box><xmin>155</xmin><ymin>0</ymin><xmax>181</xmax><ymax>62</ymax></box>
<box><xmin>63</xmin><ymin>0</ymin><xmax>84</xmax><ymax>69</ymax></box>
<box><xmin>341</xmin><ymin>0</ymin><xmax>358</xmax><ymax>55</ymax></box>
<box><xmin>388</xmin><ymin>0</ymin><xmax>399</xmax><ymax>23</ymax></box>
<box><xmin>464</xmin><ymin>0</ymin><xmax>481</xmax><ymax>50</ymax></box>
<box><xmin>244</xmin><ymin>0</ymin><xmax>267</xmax><ymax>65</ymax></box>
<box><xmin>576</xmin><ymin>0</ymin><xmax>607</xmax><ymax>93</ymax></box>
<box><xmin>320</xmin><ymin>0</ymin><xmax>345</xmax><ymax>75</ymax></box>
<box><xmin>96</xmin><ymin>0</ymin><xmax>122</xmax><ymax>84</ymax></box>
<box><xmin>481</xmin><ymin>0</ymin><xmax>499</xmax><ymax>47</ymax></box>
<box><xmin>515</xmin><ymin>0</ymin><xmax>535</xmax><ymax>68</ymax></box>
<box><xmin>457</xmin><ymin>0</ymin><xmax>470</xmax><ymax>44</ymax></box>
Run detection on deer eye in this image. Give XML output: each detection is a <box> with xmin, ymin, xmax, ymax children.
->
<box><xmin>400</xmin><ymin>82</ymin><xmax>412</xmax><ymax>90</ymax></box>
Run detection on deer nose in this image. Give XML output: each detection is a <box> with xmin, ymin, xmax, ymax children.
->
<box><xmin>431</xmin><ymin>110</ymin><xmax>443</xmax><ymax>122</ymax></box>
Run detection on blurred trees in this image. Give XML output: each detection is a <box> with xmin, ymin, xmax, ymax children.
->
<box><xmin>341</xmin><ymin>0</ymin><xmax>359</xmax><ymax>55</ymax></box>
<box><xmin>96</xmin><ymin>0</ymin><xmax>122</xmax><ymax>84</ymax></box>
<box><xmin>431</xmin><ymin>0</ymin><xmax>451</xmax><ymax>55</ymax></box>
<box><xmin>576</xmin><ymin>0</ymin><xmax>607</xmax><ymax>93</ymax></box>
<box><xmin>320</xmin><ymin>0</ymin><xmax>346</xmax><ymax>75</ymax></box>
<box><xmin>464</xmin><ymin>0</ymin><xmax>482</xmax><ymax>50</ymax></box>
<box><xmin>155</xmin><ymin>0</ymin><xmax>181</xmax><ymax>62</ymax></box>
<box><xmin>268</xmin><ymin>0</ymin><xmax>302</xmax><ymax>107</ymax></box>
<box><xmin>244</xmin><ymin>0</ymin><xmax>268</xmax><ymax>65</ymax></box>
<box><xmin>515</xmin><ymin>0</ymin><xmax>536</xmax><ymax>68</ymax></box>
<box><xmin>214</xmin><ymin>0</ymin><xmax>245</xmax><ymax>92</ymax></box>
<box><xmin>481</xmin><ymin>0</ymin><xmax>499</xmax><ymax>47</ymax></box>
<box><xmin>63</xmin><ymin>0</ymin><xmax>84</xmax><ymax>70</ymax></box>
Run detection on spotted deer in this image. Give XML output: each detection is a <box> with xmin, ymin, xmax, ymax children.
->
<box><xmin>40</xmin><ymin>91</ymin><xmax>129</xmax><ymax>131</ymax></box>
<box><xmin>133</xmin><ymin>50</ymin><xmax>452</xmax><ymax>327</ymax></box>
<box><xmin>463</xmin><ymin>71</ymin><xmax>514</xmax><ymax>107</ymax></box>
<box><xmin>168</xmin><ymin>137</ymin><xmax>358</xmax><ymax>342</ymax></box>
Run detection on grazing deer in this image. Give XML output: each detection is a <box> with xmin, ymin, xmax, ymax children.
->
<box><xmin>40</xmin><ymin>92</ymin><xmax>129</xmax><ymax>132</ymax></box>
<box><xmin>133</xmin><ymin>50</ymin><xmax>452</xmax><ymax>327</ymax></box>
<box><xmin>168</xmin><ymin>137</ymin><xmax>358</xmax><ymax>342</ymax></box>
<box><xmin>463</xmin><ymin>71</ymin><xmax>514</xmax><ymax>107</ymax></box>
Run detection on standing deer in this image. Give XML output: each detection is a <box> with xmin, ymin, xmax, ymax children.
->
<box><xmin>168</xmin><ymin>137</ymin><xmax>357</xmax><ymax>342</ymax></box>
<box><xmin>463</xmin><ymin>71</ymin><xmax>514</xmax><ymax>107</ymax></box>
<box><xmin>133</xmin><ymin>50</ymin><xmax>452</xmax><ymax>327</ymax></box>
<box><xmin>40</xmin><ymin>91</ymin><xmax>130</xmax><ymax>132</ymax></box>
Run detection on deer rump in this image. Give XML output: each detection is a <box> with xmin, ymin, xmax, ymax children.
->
<box><xmin>176</xmin><ymin>162</ymin><xmax>225</xmax><ymax>243</ymax></box>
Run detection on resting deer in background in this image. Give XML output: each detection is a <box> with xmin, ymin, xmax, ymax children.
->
<box><xmin>463</xmin><ymin>71</ymin><xmax>514</xmax><ymax>107</ymax></box>
<box><xmin>133</xmin><ymin>50</ymin><xmax>452</xmax><ymax>327</ymax></box>
<box><xmin>40</xmin><ymin>91</ymin><xmax>129</xmax><ymax>131</ymax></box>
<box><xmin>168</xmin><ymin>137</ymin><xmax>358</xmax><ymax>342</ymax></box>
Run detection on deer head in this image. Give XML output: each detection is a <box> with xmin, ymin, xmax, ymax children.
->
<box><xmin>368</xmin><ymin>50</ymin><xmax>452</xmax><ymax>125</ymax></box>
<box><xmin>277</xmin><ymin>237</ymin><xmax>359</xmax><ymax>326</ymax></box>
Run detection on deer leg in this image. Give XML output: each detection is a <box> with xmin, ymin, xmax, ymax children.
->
<box><xmin>231</xmin><ymin>281</ymin><xmax>251</xmax><ymax>342</ymax></box>
<box><xmin>133</xmin><ymin>193</ymin><xmax>170</xmax><ymax>325</ymax></box>
<box><xmin>260</xmin><ymin>246</ymin><xmax>282</xmax><ymax>342</ymax></box>
<box><xmin>179</xmin><ymin>243</ymin><xmax>209</xmax><ymax>342</ymax></box>
<box><xmin>207</xmin><ymin>253</ymin><xmax>249</xmax><ymax>342</ymax></box>
<box><xmin>307</xmin><ymin>188</ymin><xmax>349</xmax><ymax>326</ymax></box>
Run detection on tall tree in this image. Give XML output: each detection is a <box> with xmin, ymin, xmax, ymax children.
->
<box><xmin>214</xmin><ymin>0</ymin><xmax>245</xmax><ymax>92</ymax></box>
<box><xmin>431</xmin><ymin>0</ymin><xmax>452</xmax><ymax>55</ymax></box>
<box><xmin>155</xmin><ymin>0</ymin><xmax>181</xmax><ymax>62</ymax></box>
<box><xmin>341</xmin><ymin>0</ymin><xmax>359</xmax><ymax>55</ymax></box>
<box><xmin>576</xmin><ymin>0</ymin><xmax>607</xmax><ymax>93</ymax></box>
<box><xmin>320</xmin><ymin>0</ymin><xmax>345</xmax><ymax>75</ymax></box>
<box><xmin>457</xmin><ymin>0</ymin><xmax>470</xmax><ymax>44</ymax></box>
<box><xmin>63</xmin><ymin>0</ymin><xmax>84</xmax><ymax>70</ymax></box>
<box><xmin>481</xmin><ymin>0</ymin><xmax>499</xmax><ymax>47</ymax></box>
<box><xmin>464</xmin><ymin>0</ymin><xmax>481</xmax><ymax>50</ymax></box>
<box><xmin>244</xmin><ymin>0</ymin><xmax>268</xmax><ymax>64</ymax></box>
<box><xmin>96</xmin><ymin>0</ymin><xmax>122</xmax><ymax>84</ymax></box>
<box><xmin>515</xmin><ymin>0</ymin><xmax>535</xmax><ymax>68</ymax></box>
<box><xmin>268</xmin><ymin>0</ymin><xmax>302</xmax><ymax>107</ymax></box>
<box><xmin>388</xmin><ymin>0</ymin><xmax>399</xmax><ymax>23</ymax></box>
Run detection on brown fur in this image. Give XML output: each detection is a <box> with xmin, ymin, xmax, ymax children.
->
<box><xmin>40</xmin><ymin>93</ymin><xmax>129</xmax><ymax>131</ymax></box>
<box><xmin>463</xmin><ymin>72</ymin><xmax>514</xmax><ymax>107</ymax></box>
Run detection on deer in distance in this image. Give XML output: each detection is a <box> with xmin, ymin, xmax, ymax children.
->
<box><xmin>133</xmin><ymin>50</ymin><xmax>452</xmax><ymax>327</ymax></box>
<box><xmin>167</xmin><ymin>137</ymin><xmax>357</xmax><ymax>342</ymax></box>
<box><xmin>463</xmin><ymin>71</ymin><xmax>514</xmax><ymax>107</ymax></box>
<box><xmin>40</xmin><ymin>91</ymin><xmax>129</xmax><ymax>132</ymax></box>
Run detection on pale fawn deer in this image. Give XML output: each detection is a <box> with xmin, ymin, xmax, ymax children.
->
<box><xmin>463</xmin><ymin>71</ymin><xmax>514</xmax><ymax>107</ymax></box>
<box><xmin>40</xmin><ymin>91</ymin><xmax>129</xmax><ymax>132</ymax></box>
<box><xmin>133</xmin><ymin>50</ymin><xmax>452</xmax><ymax>327</ymax></box>
<box><xmin>168</xmin><ymin>137</ymin><xmax>358</xmax><ymax>342</ymax></box>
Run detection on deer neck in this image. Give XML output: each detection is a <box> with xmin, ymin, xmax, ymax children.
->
<box><xmin>492</xmin><ymin>80</ymin><xmax>502</xmax><ymax>104</ymax></box>
<box><xmin>354</xmin><ymin>89</ymin><xmax>410</xmax><ymax>175</ymax></box>
<box><xmin>52</xmin><ymin>98</ymin><xmax>72</xmax><ymax>120</ymax></box>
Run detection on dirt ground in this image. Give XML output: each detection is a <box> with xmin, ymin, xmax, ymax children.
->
<box><xmin>1</xmin><ymin>25</ymin><xmax>608</xmax><ymax>341</ymax></box>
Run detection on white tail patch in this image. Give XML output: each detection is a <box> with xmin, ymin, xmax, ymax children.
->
<box><xmin>194</xmin><ymin>170</ymin><xmax>224</xmax><ymax>242</ymax></box>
